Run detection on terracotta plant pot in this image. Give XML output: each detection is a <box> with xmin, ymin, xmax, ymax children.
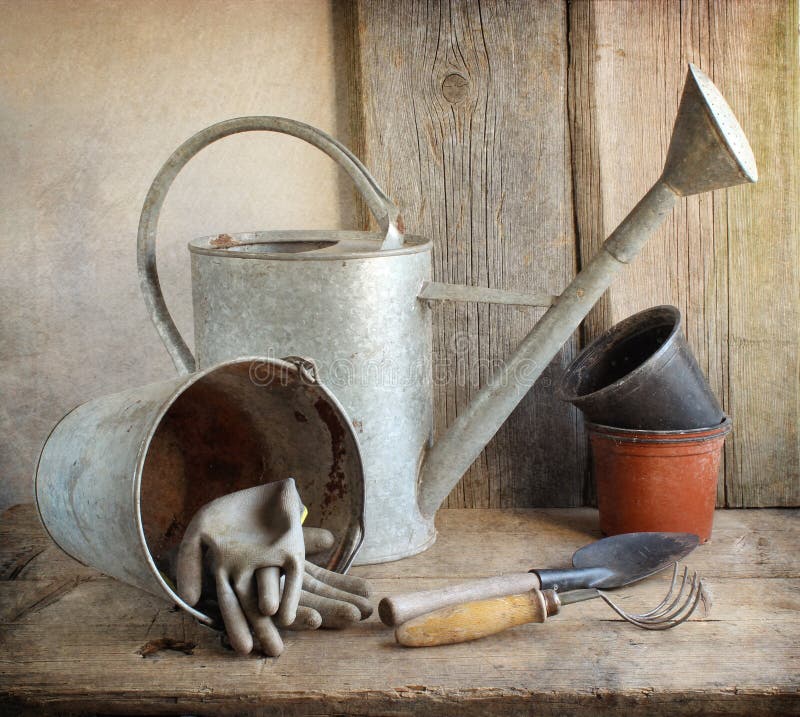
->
<box><xmin>588</xmin><ymin>417</ymin><xmax>732</xmax><ymax>542</ymax></box>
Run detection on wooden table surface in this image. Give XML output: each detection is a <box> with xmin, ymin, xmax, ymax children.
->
<box><xmin>1</xmin><ymin>504</ymin><xmax>798</xmax><ymax>716</ymax></box>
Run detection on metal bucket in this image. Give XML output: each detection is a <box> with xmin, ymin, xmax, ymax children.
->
<box><xmin>34</xmin><ymin>356</ymin><xmax>364</xmax><ymax>624</ymax></box>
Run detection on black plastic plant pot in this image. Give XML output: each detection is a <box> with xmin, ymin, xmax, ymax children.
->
<box><xmin>559</xmin><ymin>305</ymin><xmax>724</xmax><ymax>430</ymax></box>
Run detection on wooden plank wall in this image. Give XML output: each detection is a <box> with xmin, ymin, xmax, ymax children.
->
<box><xmin>569</xmin><ymin>0</ymin><xmax>799</xmax><ymax>507</ymax></box>
<box><xmin>351</xmin><ymin>0</ymin><xmax>586</xmax><ymax>508</ymax></box>
<box><xmin>350</xmin><ymin>0</ymin><xmax>799</xmax><ymax>508</ymax></box>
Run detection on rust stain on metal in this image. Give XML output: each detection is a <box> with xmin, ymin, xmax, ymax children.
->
<box><xmin>140</xmin><ymin>376</ymin><xmax>272</xmax><ymax>561</ymax></box>
<box><xmin>313</xmin><ymin>397</ymin><xmax>348</xmax><ymax>517</ymax></box>
<box><xmin>209</xmin><ymin>233</ymin><xmax>240</xmax><ymax>248</ymax></box>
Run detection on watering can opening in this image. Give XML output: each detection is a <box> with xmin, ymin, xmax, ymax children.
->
<box><xmin>226</xmin><ymin>240</ymin><xmax>339</xmax><ymax>254</ymax></box>
<box><xmin>189</xmin><ymin>229</ymin><xmax>431</xmax><ymax>261</ymax></box>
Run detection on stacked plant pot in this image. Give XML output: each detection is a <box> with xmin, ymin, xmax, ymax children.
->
<box><xmin>559</xmin><ymin>306</ymin><xmax>730</xmax><ymax>543</ymax></box>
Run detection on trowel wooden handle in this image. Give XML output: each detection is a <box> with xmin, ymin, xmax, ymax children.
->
<box><xmin>395</xmin><ymin>590</ymin><xmax>558</xmax><ymax>647</ymax></box>
<box><xmin>378</xmin><ymin>572</ymin><xmax>541</xmax><ymax>626</ymax></box>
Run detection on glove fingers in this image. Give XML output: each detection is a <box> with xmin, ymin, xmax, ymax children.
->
<box><xmin>235</xmin><ymin>578</ymin><xmax>284</xmax><ymax>657</ymax></box>
<box><xmin>215</xmin><ymin>571</ymin><xmax>253</xmax><ymax>655</ymax></box>
<box><xmin>255</xmin><ymin>566</ymin><xmax>281</xmax><ymax>616</ymax></box>
<box><xmin>302</xmin><ymin>571</ymin><xmax>373</xmax><ymax>619</ymax></box>
<box><xmin>298</xmin><ymin>589</ymin><xmax>361</xmax><ymax>629</ymax></box>
<box><xmin>174</xmin><ymin>527</ymin><xmax>203</xmax><ymax>606</ymax></box>
<box><xmin>283</xmin><ymin>605</ymin><xmax>323</xmax><ymax>632</ymax></box>
<box><xmin>273</xmin><ymin>478</ymin><xmax>302</xmax><ymax>532</ymax></box>
<box><xmin>302</xmin><ymin>527</ymin><xmax>336</xmax><ymax>555</ymax></box>
<box><xmin>276</xmin><ymin>557</ymin><xmax>303</xmax><ymax>628</ymax></box>
<box><xmin>247</xmin><ymin>609</ymin><xmax>284</xmax><ymax>658</ymax></box>
<box><xmin>304</xmin><ymin>561</ymin><xmax>373</xmax><ymax>598</ymax></box>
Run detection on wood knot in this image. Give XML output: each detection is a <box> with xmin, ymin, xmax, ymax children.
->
<box><xmin>442</xmin><ymin>73</ymin><xmax>469</xmax><ymax>104</ymax></box>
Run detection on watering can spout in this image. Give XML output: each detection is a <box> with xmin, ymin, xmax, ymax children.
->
<box><xmin>418</xmin><ymin>63</ymin><xmax>757</xmax><ymax>519</ymax></box>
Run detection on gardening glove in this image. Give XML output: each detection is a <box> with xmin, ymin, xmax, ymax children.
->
<box><xmin>176</xmin><ymin>480</ymin><xmax>373</xmax><ymax>656</ymax></box>
<box><xmin>289</xmin><ymin>559</ymin><xmax>373</xmax><ymax>631</ymax></box>
<box><xmin>263</xmin><ymin>525</ymin><xmax>373</xmax><ymax>631</ymax></box>
<box><xmin>176</xmin><ymin>479</ymin><xmax>307</xmax><ymax>655</ymax></box>
<box><xmin>200</xmin><ymin>528</ymin><xmax>373</xmax><ymax>645</ymax></box>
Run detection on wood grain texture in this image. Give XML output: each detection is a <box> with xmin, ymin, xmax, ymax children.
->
<box><xmin>395</xmin><ymin>590</ymin><xmax>548</xmax><ymax>647</ymax></box>
<box><xmin>2</xmin><ymin>504</ymin><xmax>798</xmax><ymax>715</ymax></box>
<box><xmin>353</xmin><ymin>0</ymin><xmax>586</xmax><ymax>508</ymax></box>
<box><xmin>568</xmin><ymin>0</ymin><xmax>799</xmax><ymax>506</ymax></box>
<box><xmin>712</xmin><ymin>0</ymin><xmax>800</xmax><ymax>506</ymax></box>
<box><xmin>379</xmin><ymin>571</ymin><xmax>540</xmax><ymax>625</ymax></box>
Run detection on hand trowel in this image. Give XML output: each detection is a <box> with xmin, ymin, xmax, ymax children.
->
<box><xmin>378</xmin><ymin>532</ymin><xmax>699</xmax><ymax>626</ymax></box>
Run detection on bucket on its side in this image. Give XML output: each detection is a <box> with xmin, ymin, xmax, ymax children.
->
<box><xmin>34</xmin><ymin>356</ymin><xmax>365</xmax><ymax>624</ymax></box>
<box><xmin>588</xmin><ymin>417</ymin><xmax>732</xmax><ymax>542</ymax></box>
<box><xmin>559</xmin><ymin>306</ymin><xmax>724</xmax><ymax>430</ymax></box>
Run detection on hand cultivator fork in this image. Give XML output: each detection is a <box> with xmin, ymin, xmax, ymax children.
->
<box><xmin>395</xmin><ymin>562</ymin><xmax>706</xmax><ymax>647</ymax></box>
<box><xmin>570</xmin><ymin>563</ymin><xmax>705</xmax><ymax>631</ymax></box>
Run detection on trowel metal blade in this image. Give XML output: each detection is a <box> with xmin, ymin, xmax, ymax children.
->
<box><xmin>572</xmin><ymin>532</ymin><xmax>700</xmax><ymax>589</ymax></box>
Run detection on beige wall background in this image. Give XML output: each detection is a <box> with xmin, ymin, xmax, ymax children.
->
<box><xmin>0</xmin><ymin>0</ymin><xmax>354</xmax><ymax>511</ymax></box>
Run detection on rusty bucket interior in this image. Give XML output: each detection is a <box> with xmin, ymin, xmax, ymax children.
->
<box><xmin>138</xmin><ymin>359</ymin><xmax>364</xmax><ymax>618</ymax></box>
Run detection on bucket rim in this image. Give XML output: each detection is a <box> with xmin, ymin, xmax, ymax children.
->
<box><xmin>129</xmin><ymin>356</ymin><xmax>366</xmax><ymax>624</ymax></box>
<box><xmin>559</xmin><ymin>305</ymin><xmax>682</xmax><ymax>404</ymax></box>
<box><xmin>33</xmin><ymin>402</ymin><xmax>85</xmax><ymax>568</ymax></box>
<box><xmin>586</xmin><ymin>415</ymin><xmax>732</xmax><ymax>444</ymax></box>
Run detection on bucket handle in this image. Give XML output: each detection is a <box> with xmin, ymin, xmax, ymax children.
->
<box><xmin>137</xmin><ymin>116</ymin><xmax>405</xmax><ymax>375</ymax></box>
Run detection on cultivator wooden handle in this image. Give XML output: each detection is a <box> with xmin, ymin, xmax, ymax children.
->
<box><xmin>395</xmin><ymin>566</ymin><xmax>704</xmax><ymax>646</ymax></box>
<box><xmin>395</xmin><ymin>590</ymin><xmax>559</xmax><ymax>647</ymax></box>
<box><xmin>379</xmin><ymin>573</ymin><xmax>542</xmax><ymax>626</ymax></box>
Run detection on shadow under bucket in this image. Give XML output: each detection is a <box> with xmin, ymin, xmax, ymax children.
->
<box><xmin>589</xmin><ymin>418</ymin><xmax>732</xmax><ymax>542</ymax></box>
<box><xmin>34</xmin><ymin>357</ymin><xmax>364</xmax><ymax>625</ymax></box>
<box><xmin>559</xmin><ymin>306</ymin><xmax>724</xmax><ymax>430</ymax></box>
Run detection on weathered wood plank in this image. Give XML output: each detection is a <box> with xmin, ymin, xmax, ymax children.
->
<box><xmin>710</xmin><ymin>0</ymin><xmax>800</xmax><ymax>506</ymax></box>
<box><xmin>4</xmin><ymin>504</ymin><xmax>797</xmax><ymax>582</ymax></box>
<box><xmin>353</xmin><ymin>0</ymin><xmax>586</xmax><ymax>508</ymax></box>
<box><xmin>1</xmin><ymin>504</ymin><xmax>798</xmax><ymax>716</ymax></box>
<box><xmin>568</xmin><ymin>0</ymin><xmax>799</xmax><ymax>506</ymax></box>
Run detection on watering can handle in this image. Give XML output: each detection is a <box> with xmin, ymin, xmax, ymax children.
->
<box><xmin>137</xmin><ymin>116</ymin><xmax>405</xmax><ymax>375</ymax></box>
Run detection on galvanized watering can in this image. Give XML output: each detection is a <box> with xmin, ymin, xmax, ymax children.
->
<box><xmin>139</xmin><ymin>65</ymin><xmax>756</xmax><ymax>564</ymax></box>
